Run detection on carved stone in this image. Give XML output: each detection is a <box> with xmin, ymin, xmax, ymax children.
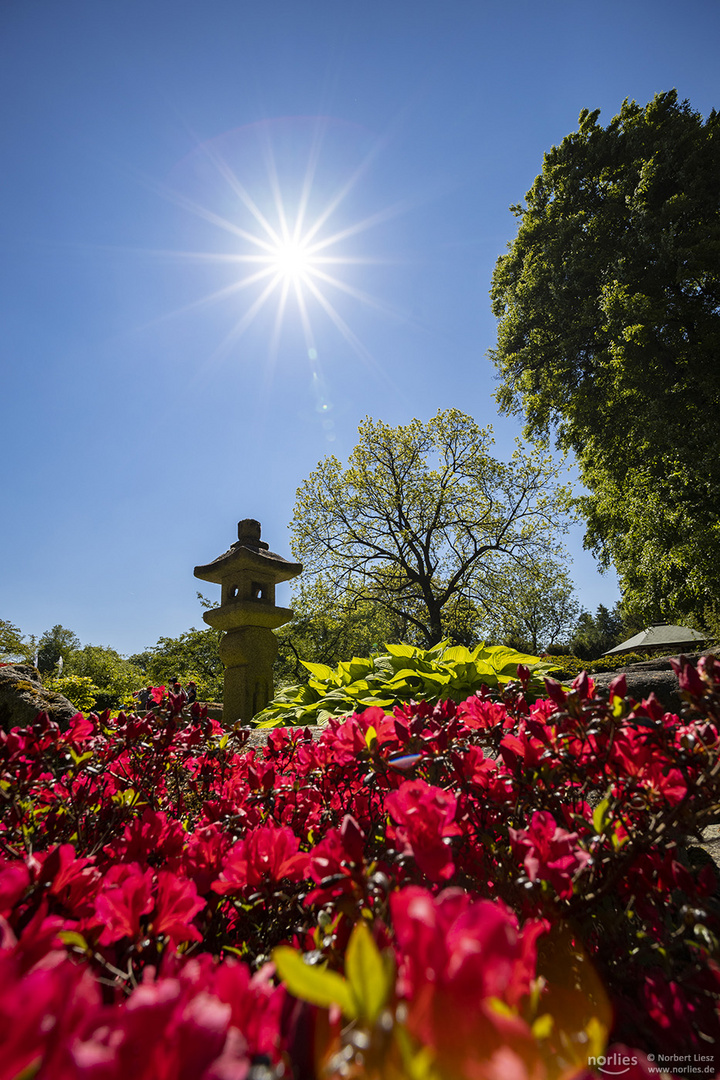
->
<box><xmin>194</xmin><ymin>520</ymin><xmax>302</xmax><ymax>725</ymax></box>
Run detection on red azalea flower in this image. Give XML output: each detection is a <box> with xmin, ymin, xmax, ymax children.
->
<box><xmin>95</xmin><ymin>864</ymin><xmax>155</xmax><ymax>945</ymax></box>
<box><xmin>509</xmin><ymin>811</ymin><xmax>591</xmax><ymax>899</ymax></box>
<box><xmin>106</xmin><ymin>808</ymin><xmax>186</xmax><ymax>865</ymax></box>
<box><xmin>212</xmin><ymin>826</ymin><xmax>308</xmax><ymax>895</ymax></box>
<box><xmin>184</xmin><ymin>824</ymin><xmax>232</xmax><ymax>895</ymax></box>
<box><xmin>151</xmin><ymin>871</ymin><xmax>206</xmax><ymax>944</ymax></box>
<box><xmin>456</xmin><ymin>697</ymin><xmax>511</xmax><ymax>731</ymax></box>
<box><xmin>391</xmin><ymin>886</ymin><xmax>543</xmax><ymax>1072</ymax></box>
<box><xmin>39</xmin><ymin>844</ymin><xmax>100</xmax><ymax>918</ymax></box>
<box><xmin>0</xmin><ymin>860</ymin><xmax>30</xmax><ymax>917</ymax></box>
<box><xmin>0</xmin><ymin>951</ymin><xmax>97</xmax><ymax>1080</ymax></box>
<box><xmin>450</xmin><ymin>744</ymin><xmax>498</xmax><ymax>790</ymax></box>
<box><xmin>386</xmin><ymin>779</ymin><xmax>461</xmax><ymax>882</ymax></box>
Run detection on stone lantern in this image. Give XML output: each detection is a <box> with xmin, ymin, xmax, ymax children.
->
<box><xmin>194</xmin><ymin>519</ymin><xmax>302</xmax><ymax>725</ymax></box>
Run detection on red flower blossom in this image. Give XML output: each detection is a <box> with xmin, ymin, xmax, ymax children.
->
<box><xmin>184</xmin><ymin>823</ymin><xmax>232</xmax><ymax>894</ymax></box>
<box><xmin>386</xmin><ymin>779</ymin><xmax>461</xmax><ymax>881</ymax></box>
<box><xmin>391</xmin><ymin>887</ymin><xmax>544</xmax><ymax>1074</ymax></box>
<box><xmin>152</xmin><ymin>871</ymin><xmax>206</xmax><ymax>944</ymax></box>
<box><xmin>212</xmin><ymin>826</ymin><xmax>308</xmax><ymax>895</ymax></box>
<box><xmin>456</xmin><ymin>697</ymin><xmax>511</xmax><ymax>731</ymax></box>
<box><xmin>95</xmin><ymin>864</ymin><xmax>155</xmax><ymax>945</ymax></box>
<box><xmin>0</xmin><ymin>860</ymin><xmax>30</xmax><ymax>917</ymax></box>
<box><xmin>509</xmin><ymin>811</ymin><xmax>591</xmax><ymax>898</ymax></box>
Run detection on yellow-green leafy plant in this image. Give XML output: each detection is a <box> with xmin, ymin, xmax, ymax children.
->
<box><xmin>254</xmin><ymin>640</ymin><xmax>558</xmax><ymax>727</ymax></box>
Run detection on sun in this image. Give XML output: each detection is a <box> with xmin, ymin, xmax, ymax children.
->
<box><xmin>158</xmin><ymin>118</ymin><xmax>402</xmax><ymax>367</ymax></box>
<box><xmin>270</xmin><ymin>237</ymin><xmax>315</xmax><ymax>281</ymax></box>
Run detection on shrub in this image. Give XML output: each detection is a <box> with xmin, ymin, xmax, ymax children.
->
<box><xmin>0</xmin><ymin>661</ymin><xmax>719</xmax><ymax>1075</ymax></box>
<box><xmin>254</xmin><ymin>639</ymin><xmax>560</xmax><ymax>727</ymax></box>
<box><xmin>543</xmin><ymin>650</ymin><xmax>657</xmax><ymax>682</ymax></box>
<box><xmin>43</xmin><ymin>673</ymin><xmax>100</xmax><ymax>713</ymax></box>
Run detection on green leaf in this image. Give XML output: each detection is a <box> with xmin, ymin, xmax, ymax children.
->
<box><xmin>442</xmin><ymin>645</ymin><xmax>472</xmax><ymax>664</ymax></box>
<box><xmin>385</xmin><ymin>667</ymin><xmax>422</xmax><ymax>683</ymax></box>
<box><xmin>69</xmin><ymin>748</ymin><xmax>94</xmax><ymax>767</ymax></box>
<box><xmin>592</xmin><ymin>797</ymin><xmax>611</xmax><ymax>835</ymax></box>
<box><xmin>59</xmin><ymin>930</ymin><xmax>89</xmax><ymax>952</ymax></box>
<box><xmin>300</xmin><ymin>661</ymin><xmax>335</xmax><ymax>681</ymax></box>
<box><xmin>273</xmin><ymin>947</ymin><xmax>357</xmax><ymax>1018</ymax></box>
<box><xmin>384</xmin><ymin>643</ymin><xmax>418</xmax><ymax>659</ymax></box>
<box><xmin>345</xmin><ymin>920</ymin><xmax>395</xmax><ymax>1025</ymax></box>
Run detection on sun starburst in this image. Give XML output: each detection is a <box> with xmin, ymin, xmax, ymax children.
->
<box><xmin>156</xmin><ymin>118</ymin><xmax>404</xmax><ymax>370</ymax></box>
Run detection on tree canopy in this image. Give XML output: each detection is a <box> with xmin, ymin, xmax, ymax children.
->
<box><xmin>290</xmin><ymin>408</ymin><xmax>571</xmax><ymax>647</ymax></box>
<box><xmin>36</xmin><ymin>625</ymin><xmax>81</xmax><ymax>673</ymax></box>
<box><xmin>486</xmin><ymin>559</ymin><xmax>580</xmax><ymax>654</ymax></box>
<box><xmin>490</xmin><ymin>90</ymin><xmax>720</xmax><ymax>627</ymax></box>
<box><xmin>129</xmin><ymin>627</ymin><xmax>224</xmax><ymax>703</ymax></box>
<box><xmin>0</xmin><ymin>619</ymin><xmax>29</xmax><ymax>663</ymax></box>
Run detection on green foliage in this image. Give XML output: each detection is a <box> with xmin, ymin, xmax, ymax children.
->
<box><xmin>273</xmin><ymin>921</ymin><xmax>394</xmax><ymax>1027</ymax></box>
<box><xmin>37</xmin><ymin>625</ymin><xmax>81</xmax><ymax>673</ymax></box>
<box><xmin>255</xmin><ymin>639</ymin><xmax>559</xmax><ymax>727</ymax></box>
<box><xmin>44</xmin><ymin>673</ymin><xmax>100</xmax><ymax>713</ymax></box>
<box><xmin>484</xmin><ymin>558</ymin><xmax>580</xmax><ymax>653</ymax></box>
<box><xmin>490</xmin><ymin>90</ymin><xmax>720</xmax><ymax>627</ymax></box>
<box><xmin>291</xmin><ymin>408</ymin><xmax>571</xmax><ymax>648</ymax></box>
<box><xmin>274</xmin><ymin>578</ymin><xmax>413</xmax><ymax>687</ymax></box>
<box><xmin>547</xmin><ymin>651</ymin><xmax>657</xmax><ymax>683</ymax></box>
<box><xmin>130</xmin><ymin>625</ymin><xmax>224</xmax><ymax>703</ymax></box>
<box><xmin>66</xmin><ymin>645</ymin><xmax>143</xmax><ymax>711</ymax></box>
<box><xmin>0</xmin><ymin>619</ymin><xmax>31</xmax><ymax>662</ymax></box>
<box><xmin>569</xmin><ymin>603</ymin><xmax>626</xmax><ymax>660</ymax></box>
<box><xmin>274</xmin><ymin>575</ymin><xmax>492</xmax><ymax>687</ymax></box>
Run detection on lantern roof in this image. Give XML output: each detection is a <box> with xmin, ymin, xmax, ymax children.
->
<box><xmin>194</xmin><ymin>519</ymin><xmax>302</xmax><ymax>585</ymax></box>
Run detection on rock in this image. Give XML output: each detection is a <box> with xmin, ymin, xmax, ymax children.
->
<box><xmin>591</xmin><ymin>652</ymin><xmax>713</xmax><ymax>715</ymax></box>
<box><xmin>593</xmin><ymin>667</ymin><xmax>682</xmax><ymax>713</ymax></box>
<box><xmin>0</xmin><ymin>663</ymin><xmax>78</xmax><ymax>732</ymax></box>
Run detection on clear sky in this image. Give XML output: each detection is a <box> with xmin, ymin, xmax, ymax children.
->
<box><xmin>1</xmin><ymin>0</ymin><xmax>718</xmax><ymax>656</ymax></box>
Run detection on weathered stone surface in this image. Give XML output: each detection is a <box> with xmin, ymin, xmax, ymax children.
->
<box><xmin>593</xmin><ymin>668</ymin><xmax>682</xmax><ymax>713</ymax></box>
<box><xmin>194</xmin><ymin>520</ymin><xmax>302</xmax><ymax>725</ymax></box>
<box><xmin>592</xmin><ymin>652</ymin><xmax>711</xmax><ymax>715</ymax></box>
<box><xmin>0</xmin><ymin>663</ymin><xmax>78</xmax><ymax>732</ymax></box>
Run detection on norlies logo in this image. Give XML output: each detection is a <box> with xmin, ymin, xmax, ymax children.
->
<box><xmin>588</xmin><ymin>1054</ymin><xmax>638</xmax><ymax>1076</ymax></box>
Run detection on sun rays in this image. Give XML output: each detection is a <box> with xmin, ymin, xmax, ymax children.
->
<box><xmin>157</xmin><ymin>119</ymin><xmax>405</xmax><ymax>370</ymax></box>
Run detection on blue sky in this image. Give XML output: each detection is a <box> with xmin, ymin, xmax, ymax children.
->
<box><xmin>2</xmin><ymin>0</ymin><xmax>718</xmax><ymax>656</ymax></box>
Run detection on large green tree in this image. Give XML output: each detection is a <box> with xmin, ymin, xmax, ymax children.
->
<box><xmin>490</xmin><ymin>90</ymin><xmax>720</xmax><ymax>627</ymax></box>
<box><xmin>290</xmin><ymin>408</ymin><xmax>571</xmax><ymax>647</ymax></box>
<box><xmin>486</xmin><ymin>559</ymin><xmax>580</xmax><ymax>654</ymax></box>
<box><xmin>36</xmin><ymin>625</ymin><xmax>81</xmax><ymax>673</ymax></box>
<box><xmin>569</xmin><ymin>603</ymin><xmax>627</xmax><ymax>661</ymax></box>
<box><xmin>0</xmin><ymin>619</ymin><xmax>31</xmax><ymax>663</ymax></box>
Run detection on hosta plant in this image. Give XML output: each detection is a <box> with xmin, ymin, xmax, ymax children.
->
<box><xmin>253</xmin><ymin>639</ymin><xmax>559</xmax><ymax>727</ymax></box>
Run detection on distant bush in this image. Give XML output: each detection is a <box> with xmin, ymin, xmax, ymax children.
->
<box><xmin>547</xmin><ymin>651</ymin><xmax>657</xmax><ymax>682</ymax></box>
<box><xmin>44</xmin><ymin>673</ymin><xmax>100</xmax><ymax>713</ymax></box>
